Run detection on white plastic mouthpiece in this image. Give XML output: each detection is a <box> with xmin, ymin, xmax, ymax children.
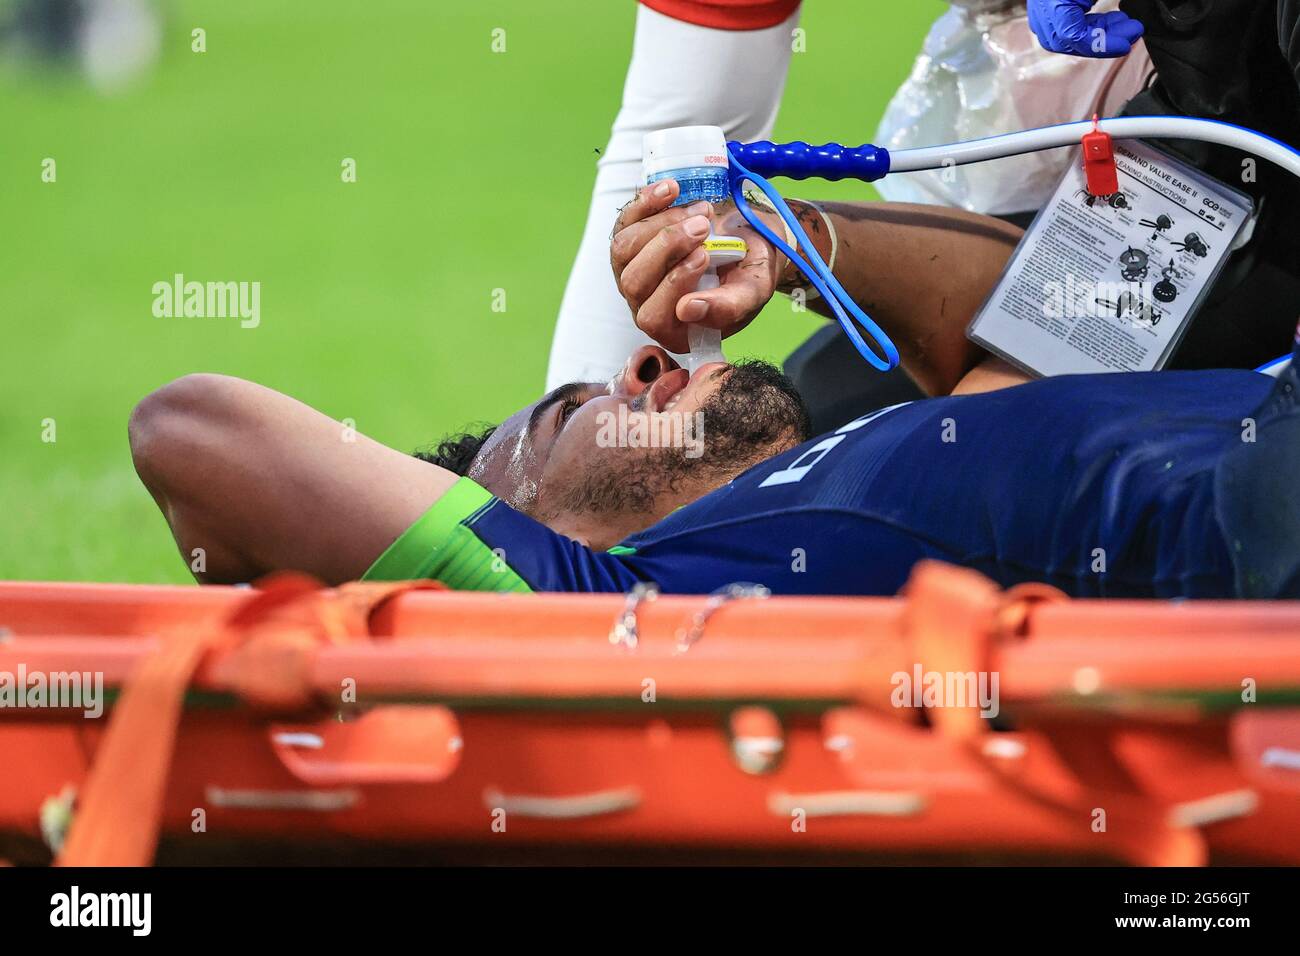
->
<box><xmin>687</xmin><ymin>324</ymin><xmax>725</xmax><ymax>373</ymax></box>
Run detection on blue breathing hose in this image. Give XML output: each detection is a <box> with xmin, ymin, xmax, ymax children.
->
<box><xmin>726</xmin><ymin>117</ymin><xmax>1300</xmax><ymax>373</ymax></box>
<box><xmin>725</xmin><ymin>146</ymin><xmax>899</xmax><ymax>371</ymax></box>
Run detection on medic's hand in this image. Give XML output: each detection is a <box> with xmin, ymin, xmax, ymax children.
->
<box><xmin>1027</xmin><ymin>0</ymin><xmax>1144</xmax><ymax>58</ymax></box>
<box><xmin>610</xmin><ymin>178</ymin><xmax>786</xmax><ymax>355</ymax></box>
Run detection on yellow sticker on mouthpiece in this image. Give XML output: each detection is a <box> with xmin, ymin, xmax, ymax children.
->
<box><xmin>703</xmin><ymin>238</ymin><xmax>747</xmax><ymax>254</ymax></box>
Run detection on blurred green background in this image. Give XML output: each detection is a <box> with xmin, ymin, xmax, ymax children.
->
<box><xmin>0</xmin><ymin>0</ymin><xmax>942</xmax><ymax>582</ymax></box>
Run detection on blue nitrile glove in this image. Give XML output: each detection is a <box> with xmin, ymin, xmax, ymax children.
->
<box><xmin>1027</xmin><ymin>0</ymin><xmax>1145</xmax><ymax>58</ymax></box>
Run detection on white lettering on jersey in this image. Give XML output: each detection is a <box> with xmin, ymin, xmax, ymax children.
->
<box><xmin>758</xmin><ymin>403</ymin><xmax>911</xmax><ymax>489</ymax></box>
<box><xmin>757</xmin><ymin>434</ymin><xmax>846</xmax><ymax>487</ymax></box>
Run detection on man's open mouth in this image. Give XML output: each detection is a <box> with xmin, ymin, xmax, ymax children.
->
<box><xmin>646</xmin><ymin>362</ymin><xmax>730</xmax><ymax>413</ymax></box>
<box><xmin>646</xmin><ymin>368</ymin><xmax>689</xmax><ymax>412</ymax></box>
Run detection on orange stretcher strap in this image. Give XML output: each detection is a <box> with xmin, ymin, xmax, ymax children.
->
<box><xmin>56</xmin><ymin>574</ymin><xmax>441</xmax><ymax>867</ymax></box>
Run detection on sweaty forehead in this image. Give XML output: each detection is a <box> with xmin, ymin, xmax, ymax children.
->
<box><xmin>466</xmin><ymin>401</ymin><xmax>542</xmax><ymax>511</ymax></box>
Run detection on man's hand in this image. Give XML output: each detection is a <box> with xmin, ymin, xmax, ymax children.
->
<box><xmin>610</xmin><ymin>178</ymin><xmax>788</xmax><ymax>354</ymax></box>
<box><xmin>1027</xmin><ymin>0</ymin><xmax>1144</xmax><ymax>58</ymax></box>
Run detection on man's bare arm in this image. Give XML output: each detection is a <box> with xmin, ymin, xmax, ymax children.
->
<box><xmin>129</xmin><ymin>373</ymin><xmax>456</xmax><ymax>584</ymax></box>
<box><xmin>778</xmin><ymin>199</ymin><xmax>1024</xmax><ymax>396</ymax></box>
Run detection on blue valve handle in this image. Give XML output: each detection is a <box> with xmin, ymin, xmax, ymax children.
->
<box><xmin>725</xmin><ymin>143</ymin><xmax>899</xmax><ymax>371</ymax></box>
<box><xmin>725</xmin><ymin>140</ymin><xmax>891</xmax><ymax>183</ymax></box>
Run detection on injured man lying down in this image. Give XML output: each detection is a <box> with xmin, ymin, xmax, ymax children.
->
<box><xmin>130</xmin><ymin>180</ymin><xmax>1300</xmax><ymax>600</ymax></box>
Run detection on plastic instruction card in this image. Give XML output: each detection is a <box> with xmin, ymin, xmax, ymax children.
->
<box><xmin>967</xmin><ymin>140</ymin><xmax>1254</xmax><ymax>376</ymax></box>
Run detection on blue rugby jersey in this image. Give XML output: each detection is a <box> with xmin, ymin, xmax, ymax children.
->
<box><xmin>364</xmin><ymin>370</ymin><xmax>1273</xmax><ymax>598</ymax></box>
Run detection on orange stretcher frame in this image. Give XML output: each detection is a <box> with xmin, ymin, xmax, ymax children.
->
<box><xmin>1</xmin><ymin>561</ymin><xmax>1299</xmax><ymax>866</ymax></box>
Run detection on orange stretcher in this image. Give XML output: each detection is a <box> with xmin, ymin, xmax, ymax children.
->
<box><xmin>1</xmin><ymin>561</ymin><xmax>1299</xmax><ymax>866</ymax></box>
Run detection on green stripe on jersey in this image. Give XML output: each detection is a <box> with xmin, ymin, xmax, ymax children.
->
<box><xmin>362</xmin><ymin>477</ymin><xmax>533</xmax><ymax>592</ymax></box>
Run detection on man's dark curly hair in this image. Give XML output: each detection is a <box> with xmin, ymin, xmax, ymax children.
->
<box><xmin>413</xmin><ymin>425</ymin><xmax>497</xmax><ymax>476</ymax></box>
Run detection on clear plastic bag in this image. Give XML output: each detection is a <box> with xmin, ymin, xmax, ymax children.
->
<box><xmin>876</xmin><ymin>2</ymin><xmax>1152</xmax><ymax>216</ymax></box>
